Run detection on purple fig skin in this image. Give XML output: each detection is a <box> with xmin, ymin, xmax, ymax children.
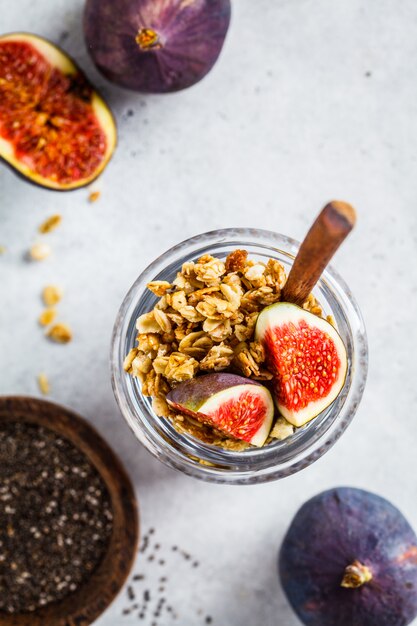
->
<box><xmin>84</xmin><ymin>0</ymin><xmax>231</xmax><ymax>93</ymax></box>
<box><xmin>166</xmin><ymin>373</ymin><xmax>260</xmax><ymax>415</ymax></box>
<box><xmin>279</xmin><ymin>487</ymin><xmax>417</xmax><ymax>626</ymax></box>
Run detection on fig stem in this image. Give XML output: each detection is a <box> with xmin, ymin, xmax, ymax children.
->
<box><xmin>282</xmin><ymin>201</ymin><xmax>356</xmax><ymax>306</ymax></box>
<box><xmin>341</xmin><ymin>560</ymin><xmax>373</xmax><ymax>588</ymax></box>
<box><xmin>136</xmin><ymin>28</ymin><xmax>162</xmax><ymax>51</ymax></box>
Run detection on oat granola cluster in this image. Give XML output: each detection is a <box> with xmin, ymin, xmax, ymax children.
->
<box><xmin>124</xmin><ymin>250</ymin><xmax>323</xmax><ymax>449</ymax></box>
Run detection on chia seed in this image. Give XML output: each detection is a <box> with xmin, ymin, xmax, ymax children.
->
<box><xmin>0</xmin><ymin>421</ymin><xmax>113</xmax><ymax>614</ymax></box>
<box><xmin>128</xmin><ymin>586</ymin><xmax>135</xmax><ymax>601</ymax></box>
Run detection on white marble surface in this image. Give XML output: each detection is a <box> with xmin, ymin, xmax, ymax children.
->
<box><xmin>1</xmin><ymin>0</ymin><xmax>417</xmax><ymax>624</ymax></box>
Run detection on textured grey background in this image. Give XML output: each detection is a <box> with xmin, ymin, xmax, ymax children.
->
<box><xmin>1</xmin><ymin>0</ymin><xmax>417</xmax><ymax>624</ymax></box>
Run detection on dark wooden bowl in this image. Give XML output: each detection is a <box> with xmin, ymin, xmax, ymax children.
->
<box><xmin>0</xmin><ymin>396</ymin><xmax>139</xmax><ymax>626</ymax></box>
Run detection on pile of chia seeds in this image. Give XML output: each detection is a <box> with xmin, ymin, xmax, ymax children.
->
<box><xmin>0</xmin><ymin>421</ymin><xmax>113</xmax><ymax>614</ymax></box>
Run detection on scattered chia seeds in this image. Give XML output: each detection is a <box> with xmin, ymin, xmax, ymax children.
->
<box><xmin>128</xmin><ymin>586</ymin><xmax>135</xmax><ymax>601</ymax></box>
<box><xmin>0</xmin><ymin>421</ymin><xmax>113</xmax><ymax>614</ymax></box>
<box><xmin>139</xmin><ymin>535</ymin><xmax>149</xmax><ymax>553</ymax></box>
<box><xmin>122</xmin><ymin>529</ymin><xmax>214</xmax><ymax>624</ymax></box>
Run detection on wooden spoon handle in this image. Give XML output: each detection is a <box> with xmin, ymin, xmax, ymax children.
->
<box><xmin>282</xmin><ymin>201</ymin><xmax>356</xmax><ymax>306</ymax></box>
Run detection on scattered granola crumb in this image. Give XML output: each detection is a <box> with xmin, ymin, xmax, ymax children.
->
<box><xmin>46</xmin><ymin>323</ymin><xmax>72</xmax><ymax>344</ymax></box>
<box><xmin>42</xmin><ymin>285</ymin><xmax>63</xmax><ymax>307</ymax></box>
<box><xmin>88</xmin><ymin>190</ymin><xmax>101</xmax><ymax>203</ymax></box>
<box><xmin>29</xmin><ymin>243</ymin><xmax>51</xmax><ymax>261</ymax></box>
<box><xmin>38</xmin><ymin>214</ymin><xmax>62</xmax><ymax>234</ymax></box>
<box><xmin>37</xmin><ymin>373</ymin><xmax>50</xmax><ymax>395</ymax></box>
<box><xmin>39</xmin><ymin>308</ymin><xmax>57</xmax><ymax>327</ymax></box>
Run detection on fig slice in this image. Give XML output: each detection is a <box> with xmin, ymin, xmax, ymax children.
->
<box><xmin>255</xmin><ymin>303</ymin><xmax>347</xmax><ymax>427</ymax></box>
<box><xmin>166</xmin><ymin>373</ymin><xmax>274</xmax><ymax>447</ymax></box>
<box><xmin>0</xmin><ymin>33</ymin><xmax>116</xmax><ymax>191</ymax></box>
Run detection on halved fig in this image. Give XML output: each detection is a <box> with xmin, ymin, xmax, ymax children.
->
<box><xmin>166</xmin><ymin>373</ymin><xmax>274</xmax><ymax>447</ymax></box>
<box><xmin>0</xmin><ymin>33</ymin><xmax>116</xmax><ymax>190</ymax></box>
<box><xmin>255</xmin><ymin>303</ymin><xmax>347</xmax><ymax>427</ymax></box>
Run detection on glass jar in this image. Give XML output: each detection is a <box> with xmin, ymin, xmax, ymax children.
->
<box><xmin>111</xmin><ymin>228</ymin><xmax>368</xmax><ymax>484</ymax></box>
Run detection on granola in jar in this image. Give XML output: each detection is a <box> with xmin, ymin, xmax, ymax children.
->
<box><xmin>124</xmin><ymin>249</ymin><xmax>326</xmax><ymax>450</ymax></box>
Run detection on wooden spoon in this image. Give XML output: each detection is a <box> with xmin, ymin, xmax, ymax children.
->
<box><xmin>282</xmin><ymin>201</ymin><xmax>356</xmax><ymax>306</ymax></box>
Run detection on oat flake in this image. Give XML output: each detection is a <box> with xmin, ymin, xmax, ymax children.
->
<box><xmin>38</xmin><ymin>214</ymin><xmax>62</xmax><ymax>234</ymax></box>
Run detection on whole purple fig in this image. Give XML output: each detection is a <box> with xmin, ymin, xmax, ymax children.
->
<box><xmin>84</xmin><ymin>0</ymin><xmax>231</xmax><ymax>93</ymax></box>
<box><xmin>280</xmin><ymin>487</ymin><xmax>417</xmax><ymax>626</ymax></box>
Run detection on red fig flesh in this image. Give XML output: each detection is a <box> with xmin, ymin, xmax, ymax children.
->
<box><xmin>255</xmin><ymin>303</ymin><xmax>347</xmax><ymax>427</ymax></box>
<box><xmin>0</xmin><ymin>33</ymin><xmax>116</xmax><ymax>191</ymax></box>
<box><xmin>166</xmin><ymin>373</ymin><xmax>274</xmax><ymax>447</ymax></box>
<box><xmin>84</xmin><ymin>0</ymin><xmax>231</xmax><ymax>93</ymax></box>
